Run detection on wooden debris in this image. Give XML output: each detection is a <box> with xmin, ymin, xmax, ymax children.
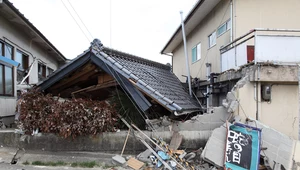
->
<box><xmin>121</xmin><ymin>129</ymin><xmax>131</xmax><ymax>156</ymax></box>
<box><xmin>127</xmin><ymin>157</ymin><xmax>144</xmax><ymax>170</ymax></box>
<box><xmin>169</xmin><ymin>132</ymin><xmax>183</xmax><ymax>151</ymax></box>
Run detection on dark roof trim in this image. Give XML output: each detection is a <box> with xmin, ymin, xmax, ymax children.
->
<box><xmin>90</xmin><ymin>54</ymin><xmax>151</xmax><ymax>112</ymax></box>
<box><xmin>160</xmin><ymin>0</ymin><xmax>205</xmax><ymax>54</ymax></box>
<box><xmin>3</xmin><ymin>0</ymin><xmax>67</xmax><ymax>62</ymax></box>
<box><xmin>38</xmin><ymin>50</ymin><xmax>151</xmax><ymax>112</ymax></box>
<box><xmin>103</xmin><ymin>47</ymin><xmax>171</xmax><ymax>70</ymax></box>
<box><xmin>38</xmin><ymin>51</ymin><xmax>91</xmax><ymax>91</ymax></box>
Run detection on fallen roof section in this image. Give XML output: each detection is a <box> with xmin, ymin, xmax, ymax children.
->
<box><xmin>38</xmin><ymin>39</ymin><xmax>201</xmax><ymax>116</ymax></box>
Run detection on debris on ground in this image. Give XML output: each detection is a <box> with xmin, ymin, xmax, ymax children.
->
<box><xmin>127</xmin><ymin>157</ymin><xmax>144</xmax><ymax>170</ymax></box>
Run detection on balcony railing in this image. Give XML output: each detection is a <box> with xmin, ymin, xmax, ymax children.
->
<box><xmin>220</xmin><ymin>28</ymin><xmax>300</xmax><ymax>72</ymax></box>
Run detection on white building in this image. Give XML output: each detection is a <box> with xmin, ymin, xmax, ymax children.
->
<box><xmin>0</xmin><ymin>0</ymin><xmax>66</xmax><ymax>126</ymax></box>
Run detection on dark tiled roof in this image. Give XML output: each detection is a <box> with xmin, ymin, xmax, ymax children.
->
<box><xmin>38</xmin><ymin>40</ymin><xmax>201</xmax><ymax>115</ymax></box>
<box><xmin>95</xmin><ymin>45</ymin><xmax>201</xmax><ymax>115</ymax></box>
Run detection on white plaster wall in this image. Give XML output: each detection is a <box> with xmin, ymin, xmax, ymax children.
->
<box><xmin>0</xmin><ymin>14</ymin><xmax>60</xmax><ymax>117</ymax></box>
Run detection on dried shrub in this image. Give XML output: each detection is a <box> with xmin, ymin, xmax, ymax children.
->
<box><xmin>19</xmin><ymin>89</ymin><xmax>118</xmax><ymax>138</ymax></box>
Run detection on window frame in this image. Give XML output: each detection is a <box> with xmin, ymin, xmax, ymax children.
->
<box><xmin>46</xmin><ymin>67</ymin><xmax>54</xmax><ymax>77</ymax></box>
<box><xmin>16</xmin><ymin>50</ymin><xmax>29</xmax><ymax>83</ymax></box>
<box><xmin>38</xmin><ymin>62</ymin><xmax>47</xmax><ymax>82</ymax></box>
<box><xmin>208</xmin><ymin>31</ymin><xmax>217</xmax><ymax>49</ymax></box>
<box><xmin>0</xmin><ymin>41</ymin><xmax>14</xmax><ymax>96</ymax></box>
<box><xmin>192</xmin><ymin>43</ymin><xmax>201</xmax><ymax>63</ymax></box>
<box><xmin>217</xmin><ymin>19</ymin><xmax>231</xmax><ymax>37</ymax></box>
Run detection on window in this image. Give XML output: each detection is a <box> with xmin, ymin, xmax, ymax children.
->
<box><xmin>38</xmin><ymin>62</ymin><xmax>46</xmax><ymax>82</ymax></box>
<box><xmin>0</xmin><ymin>42</ymin><xmax>14</xmax><ymax>96</ymax></box>
<box><xmin>192</xmin><ymin>43</ymin><xmax>201</xmax><ymax>63</ymax></box>
<box><xmin>208</xmin><ymin>31</ymin><xmax>216</xmax><ymax>48</ymax></box>
<box><xmin>15</xmin><ymin>50</ymin><xmax>29</xmax><ymax>83</ymax></box>
<box><xmin>46</xmin><ymin>67</ymin><xmax>54</xmax><ymax>77</ymax></box>
<box><xmin>217</xmin><ymin>19</ymin><xmax>231</xmax><ymax>37</ymax></box>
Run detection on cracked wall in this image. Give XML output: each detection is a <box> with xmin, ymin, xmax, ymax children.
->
<box><xmin>223</xmin><ymin>71</ymin><xmax>299</xmax><ymax>140</ymax></box>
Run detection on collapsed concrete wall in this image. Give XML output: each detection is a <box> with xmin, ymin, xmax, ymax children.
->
<box><xmin>222</xmin><ymin>71</ymin><xmax>299</xmax><ymax>140</ymax></box>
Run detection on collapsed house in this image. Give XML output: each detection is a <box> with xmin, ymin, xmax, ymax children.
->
<box><xmin>37</xmin><ymin>39</ymin><xmax>201</xmax><ymax>122</ymax></box>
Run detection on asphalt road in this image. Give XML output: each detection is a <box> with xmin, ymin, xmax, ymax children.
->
<box><xmin>0</xmin><ymin>163</ymin><xmax>128</xmax><ymax>170</ymax></box>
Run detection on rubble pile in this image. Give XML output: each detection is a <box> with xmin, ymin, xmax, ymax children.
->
<box><xmin>111</xmin><ymin>115</ymin><xmax>300</xmax><ymax>170</ymax></box>
<box><xmin>18</xmin><ymin>90</ymin><xmax>118</xmax><ymax>138</ymax></box>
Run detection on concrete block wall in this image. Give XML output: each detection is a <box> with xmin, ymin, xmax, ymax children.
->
<box><xmin>173</xmin><ymin>107</ymin><xmax>230</xmax><ymax>132</ymax></box>
<box><xmin>0</xmin><ymin>130</ymin><xmax>212</xmax><ymax>153</ymax></box>
<box><xmin>201</xmin><ymin>123</ymin><xmax>227</xmax><ymax>167</ymax></box>
<box><xmin>249</xmin><ymin>120</ymin><xmax>295</xmax><ymax>169</ymax></box>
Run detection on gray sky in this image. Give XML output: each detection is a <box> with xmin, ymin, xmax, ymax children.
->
<box><xmin>10</xmin><ymin>0</ymin><xmax>197</xmax><ymax>64</ymax></box>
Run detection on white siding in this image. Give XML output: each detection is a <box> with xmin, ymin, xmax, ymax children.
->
<box><xmin>255</xmin><ymin>35</ymin><xmax>300</xmax><ymax>63</ymax></box>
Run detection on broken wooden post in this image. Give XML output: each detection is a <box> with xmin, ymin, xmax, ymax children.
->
<box><xmin>121</xmin><ymin>128</ymin><xmax>130</xmax><ymax>156</ymax></box>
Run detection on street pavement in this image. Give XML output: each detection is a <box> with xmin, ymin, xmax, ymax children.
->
<box><xmin>0</xmin><ymin>147</ymin><xmax>130</xmax><ymax>170</ymax></box>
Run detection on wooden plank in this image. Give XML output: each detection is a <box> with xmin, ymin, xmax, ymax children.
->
<box><xmin>116</xmin><ymin>114</ymin><xmax>173</xmax><ymax>170</ymax></box>
<box><xmin>127</xmin><ymin>158</ymin><xmax>144</xmax><ymax>170</ymax></box>
<box><xmin>169</xmin><ymin>132</ymin><xmax>183</xmax><ymax>151</ymax></box>
<box><xmin>98</xmin><ymin>73</ymin><xmax>114</xmax><ymax>84</ymax></box>
<box><xmin>131</xmin><ymin>124</ymin><xmax>188</xmax><ymax>170</ymax></box>
<box><xmin>51</xmin><ymin>64</ymin><xmax>97</xmax><ymax>89</ymax></box>
<box><xmin>71</xmin><ymin>80</ymin><xmax>117</xmax><ymax>95</ymax></box>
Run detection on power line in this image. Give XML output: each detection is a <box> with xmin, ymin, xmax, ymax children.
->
<box><xmin>60</xmin><ymin>0</ymin><xmax>90</xmax><ymax>43</ymax></box>
<box><xmin>66</xmin><ymin>0</ymin><xmax>94</xmax><ymax>40</ymax></box>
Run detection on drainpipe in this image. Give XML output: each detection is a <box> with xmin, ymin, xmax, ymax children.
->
<box><xmin>256</xmin><ymin>65</ymin><xmax>260</xmax><ymax>120</ymax></box>
<box><xmin>180</xmin><ymin>11</ymin><xmax>192</xmax><ymax>97</ymax></box>
<box><xmin>230</xmin><ymin>0</ymin><xmax>233</xmax><ymax>42</ymax></box>
<box><xmin>206</xmin><ymin>63</ymin><xmax>211</xmax><ymax>110</ymax></box>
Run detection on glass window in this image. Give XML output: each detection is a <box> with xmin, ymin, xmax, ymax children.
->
<box><xmin>16</xmin><ymin>50</ymin><xmax>29</xmax><ymax>83</ymax></box>
<box><xmin>192</xmin><ymin>47</ymin><xmax>197</xmax><ymax>63</ymax></box>
<box><xmin>5</xmin><ymin>44</ymin><xmax>13</xmax><ymax>60</ymax></box>
<box><xmin>0</xmin><ymin>42</ymin><xmax>14</xmax><ymax>96</ymax></box>
<box><xmin>15</xmin><ymin>50</ymin><xmax>28</xmax><ymax>70</ymax></box>
<box><xmin>192</xmin><ymin>43</ymin><xmax>201</xmax><ymax>63</ymax></box>
<box><xmin>208</xmin><ymin>31</ymin><xmax>216</xmax><ymax>48</ymax></box>
<box><xmin>5</xmin><ymin>66</ymin><xmax>13</xmax><ymax>95</ymax></box>
<box><xmin>217</xmin><ymin>19</ymin><xmax>231</xmax><ymax>37</ymax></box>
<box><xmin>0</xmin><ymin>43</ymin><xmax>2</xmax><ymax>56</ymax></box>
<box><xmin>227</xmin><ymin>19</ymin><xmax>231</xmax><ymax>30</ymax></box>
<box><xmin>38</xmin><ymin>63</ymin><xmax>46</xmax><ymax>81</ymax></box>
<box><xmin>15</xmin><ymin>51</ymin><xmax>23</xmax><ymax>69</ymax></box>
<box><xmin>47</xmin><ymin>67</ymin><xmax>54</xmax><ymax>77</ymax></box>
<box><xmin>0</xmin><ymin>65</ymin><xmax>3</xmax><ymax>94</ymax></box>
<box><xmin>217</xmin><ymin>24</ymin><xmax>227</xmax><ymax>36</ymax></box>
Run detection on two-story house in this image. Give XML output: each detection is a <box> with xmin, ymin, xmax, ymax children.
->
<box><xmin>161</xmin><ymin>0</ymin><xmax>300</xmax><ymax>82</ymax></box>
<box><xmin>0</xmin><ymin>0</ymin><xmax>66</xmax><ymax>126</ymax></box>
<box><xmin>161</xmin><ymin>0</ymin><xmax>300</xmax><ymax>140</ymax></box>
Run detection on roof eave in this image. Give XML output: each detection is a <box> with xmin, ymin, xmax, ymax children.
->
<box><xmin>160</xmin><ymin>0</ymin><xmax>205</xmax><ymax>54</ymax></box>
<box><xmin>3</xmin><ymin>0</ymin><xmax>67</xmax><ymax>63</ymax></box>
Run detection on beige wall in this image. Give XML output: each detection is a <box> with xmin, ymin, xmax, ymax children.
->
<box><xmin>236</xmin><ymin>82</ymin><xmax>299</xmax><ymax>140</ymax></box>
<box><xmin>173</xmin><ymin>0</ymin><xmax>231</xmax><ymax>82</ymax></box>
<box><xmin>173</xmin><ymin>0</ymin><xmax>300</xmax><ymax>82</ymax></box>
<box><xmin>234</xmin><ymin>0</ymin><xmax>300</xmax><ymax>38</ymax></box>
<box><xmin>0</xmin><ymin>14</ymin><xmax>60</xmax><ymax>116</ymax></box>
